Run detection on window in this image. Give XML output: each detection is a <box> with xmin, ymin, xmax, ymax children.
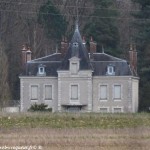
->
<box><xmin>114</xmin><ymin>85</ymin><xmax>121</xmax><ymax>99</ymax></box>
<box><xmin>100</xmin><ymin>108</ymin><xmax>109</xmax><ymax>113</ymax></box>
<box><xmin>71</xmin><ymin>63</ymin><xmax>78</xmax><ymax>74</ymax></box>
<box><xmin>37</xmin><ymin>64</ymin><xmax>46</xmax><ymax>76</ymax></box>
<box><xmin>31</xmin><ymin>85</ymin><xmax>38</xmax><ymax>100</ymax></box>
<box><xmin>100</xmin><ymin>85</ymin><xmax>107</xmax><ymax>100</ymax></box>
<box><xmin>45</xmin><ymin>85</ymin><xmax>52</xmax><ymax>100</ymax></box>
<box><xmin>39</xmin><ymin>67</ymin><xmax>45</xmax><ymax>74</ymax></box>
<box><xmin>113</xmin><ymin>108</ymin><xmax>123</xmax><ymax>113</ymax></box>
<box><xmin>71</xmin><ymin>85</ymin><xmax>78</xmax><ymax>100</ymax></box>
<box><xmin>106</xmin><ymin>65</ymin><xmax>115</xmax><ymax>75</ymax></box>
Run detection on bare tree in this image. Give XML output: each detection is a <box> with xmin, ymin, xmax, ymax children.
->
<box><xmin>0</xmin><ymin>41</ymin><xmax>11</xmax><ymax>107</ymax></box>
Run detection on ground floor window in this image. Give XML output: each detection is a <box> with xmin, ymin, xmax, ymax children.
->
<box><xmin>114</xmin><ymin>85</ymin><xmax>121</xmax><ymax>100</ymax></box>
<box><xmin>45</xmin><ymin>85</ymin><xmax>52</xmax><ymax>100</ymax></box>
<box><xmin>71</xmin><ymin>85</ymin><xmax>78</xmax><ymax>100</ymax></box>
<box><xmin>99</xmin><ymin>85</ymin><xmax>107</xmax><ymax>100</ymax></box>
<box><xmin>31</xmin><ymin>85</ymin><xmax>38</xmax><ymax>100</ymax></box>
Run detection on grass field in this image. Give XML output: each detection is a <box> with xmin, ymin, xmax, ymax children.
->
<box><xmin>0</xmin><ymin>113</ymin><xmax>150</xmax><ymax>150</ymax></box>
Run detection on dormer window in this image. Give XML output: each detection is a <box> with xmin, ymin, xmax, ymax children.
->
<box><xmin>69</xmin><ymin>57</ymin><xmax>80</xmax><ymax>75</ymax></box>
<box><xmin>37</xmin><ymin>64</ymin><xmax>46</xmax><ymax>76</ymax></box>
<box><xmin>39</xmin><ymin>67</ymin><xmax>44</xmax><ymax>74</ymax></box>
<box><xmin>71</xmin><ymin>62</ymin><xmax>78</xmax><ymax>74</ymax></box>
<box><xmin>106</xmin><ymin>65</ymin><xmax>115</xmax><ymax>75</ymax></box>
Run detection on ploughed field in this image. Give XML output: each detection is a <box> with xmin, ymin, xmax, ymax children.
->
<box><xmin>0</xmin><ymin>113</ymin><xmax>150</xmax><ymax>150</ymax></box>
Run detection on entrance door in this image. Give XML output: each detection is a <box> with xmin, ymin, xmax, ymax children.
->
<box><xmin>67</xmin><ymin>106</ymin><xmax>81</xmax><ymax>112</ymax></box>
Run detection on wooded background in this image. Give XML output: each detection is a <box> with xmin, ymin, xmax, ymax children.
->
<box><xmin>0</xmin><ymin>0</ymin><xmax>149</xmax><ymax>111</ymax></box>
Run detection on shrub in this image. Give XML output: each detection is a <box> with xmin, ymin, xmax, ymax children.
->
<box><xmin>28</xmin><ymin>103</ymin><xmax>52</xmax><ymax>112</ymax></box>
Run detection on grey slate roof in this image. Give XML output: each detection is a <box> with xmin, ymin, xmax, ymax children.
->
<box><xmin>23</xmin><ymin>53</ymin><xmax>62</xmax><ymax>76</ymax></box>
<box><xmin>59</xmin><ymin>24</ymin><xmax>92</xmax><ymax>70</ymax></box>
<box><xmin>91</xmin><ymin>53</ymin><xmax>132</xmax><ymax>76</ymax></box>
<box><xmin>22</xmin><ymin>24</ymin><xmax>133</xmax><ymax>77</ymax></box>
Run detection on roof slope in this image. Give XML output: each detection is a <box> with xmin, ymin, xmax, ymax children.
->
<box><xmin>22</xmin><ymin>53</ymin><xmax>62</xmax><ymax>76</ymax></box>
<box><xmin>21</xmin><ymin>25</ymin><xmax>133</xmax><ymax>77</ymax></box>
<box><xmin>91</xmin><ymin>53</ymin><xmax>132</xmax><ymax>76</ymax></box>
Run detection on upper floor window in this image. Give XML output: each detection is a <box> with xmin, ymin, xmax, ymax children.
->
<box><xmin>106</xmin><ymin>65</ymin><xmax>115</xmax><ymax>75</ymax></box>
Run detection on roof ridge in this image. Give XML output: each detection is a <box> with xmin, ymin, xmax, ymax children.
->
<box><xmin>93</xmin><ymin>52</ymin><xmax>126</xmax><ymax>62</ymax></box>
<box><xmin>30</xmin><ymin>53</ymin><xmax>61</xmax><ymax>62</ymax></box>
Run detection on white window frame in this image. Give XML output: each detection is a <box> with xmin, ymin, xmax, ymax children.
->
<box><xmin>37</xmin><ymin>64</ymin><xmax>46</xmax><ymax>76</ymax></box>
<box><xmin>70</xmin><ymin>84</ymin><xmax>80</xmax><ymax>103</ymax></box>
<box><xmin>112</xmin><ymin>107</ymin><xmax>124</xmax><ymax>113</ymax></box>
<box><xmin>99</xmin><ymin>84</ymin><xmax>109</xmax><ymax>101</ymax></box>
<box><xmin>38</xmin><ymin>66</ymin><xmax>45</xmax><ymax>75</ymax></box>
<box><xmin>30</xmin><ymin>84</ymin><xmax>39</xmax><ymax>101</ymax></box>
<box><xmin>44</xmin><ymin>84</ymin><xmax>53</xmax><ymax>100</ymax></box>
<box><xmin>113</xmin><ymin>84</ymin><xmax>122</xmax><ymax>101</ymax></box>
<box><xmin>99</xmin><ymin>107</ymin><xmax>110</xmax><ymax>113</ymax></box>
<box><xmin>106</xmin><ymin>65</ymin><xmax>115</xmax><ymax>75</ymax></box>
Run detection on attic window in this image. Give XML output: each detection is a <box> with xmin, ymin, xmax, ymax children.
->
<box><xmin>106</xmin><ymin>65</ymin><xmax>115</xmax><ymax>75</ymax></box>
<box><xmin>37</xmin><ymin>64</ymin><xmax>46</xmax><ymax>76</ymax></box>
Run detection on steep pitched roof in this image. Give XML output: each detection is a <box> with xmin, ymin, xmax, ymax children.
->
<box><xmin>59</xmin><ymin>24</ymin><xmax>92</xmax><ymax>70</ymax></box>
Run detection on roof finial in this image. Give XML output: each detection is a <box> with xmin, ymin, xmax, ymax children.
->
<box><xmin>102</xmin><ymin>45</ymin><xmax>104</xmax><ymax>53</ymax></box>
<box><xmin>75</xmin><ymin>0</ymin><xmax>79</xmax><ymax>31</ymax></box>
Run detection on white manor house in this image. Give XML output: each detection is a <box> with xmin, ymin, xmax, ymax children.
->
<box><xmin>20</xmin><ymin>23</ymin><xmax>139</xmax><ymax>113</ymax></box>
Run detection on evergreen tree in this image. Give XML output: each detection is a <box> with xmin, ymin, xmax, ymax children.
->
<box><xmin>132</xmin><ymin>0</ymin><xmax>150</xmax><ymax>111</ymax></box>
<box><xmin>38</xmin><ymin>0</ymin><xmax>67</xmax><ymax>41</ymax></box>
<box><xmin>83</xmin><ymin>0</ymin><xmax>120</xmax><ymax>56</ymax></box>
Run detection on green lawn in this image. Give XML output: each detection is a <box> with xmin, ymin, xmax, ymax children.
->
<box><xmin>0</xmin><ymin>112</ymin><xmax>150</xmax><ymax>129</ymax></box>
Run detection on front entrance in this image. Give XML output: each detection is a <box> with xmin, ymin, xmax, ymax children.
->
<box><xmin>67</xmin><ymin>106</ymin><xmax>81</xmax><ymax>112</ymax></box>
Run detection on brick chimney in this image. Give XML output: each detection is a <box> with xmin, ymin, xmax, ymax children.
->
<box><xmin>129</xmin><ymin>43</ymin><xmax>137</xmax><ymax>74</ymax></box>
<box><xmin>90</xmin><ymin>37</ymin><xmax>97</xmax><ymax>53</ymax></box>
<box><xmin>26</xmin><ymin>47</ymin><xmax>32</xmax><ymax>62</ymax></box>
<box><xmin>21</xmin><ymin>44</ymin><xmax>27</xmax><ymax>67</ymax></box>
<box><xmin>61</xmin><ymin>36</ymin><xmax>68</xmax><ymax>57</ymax></box>
<box><xmin>21</xmin><ymin>44</ymin><xmax>32</xmax><ymax>68</ymax></box>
